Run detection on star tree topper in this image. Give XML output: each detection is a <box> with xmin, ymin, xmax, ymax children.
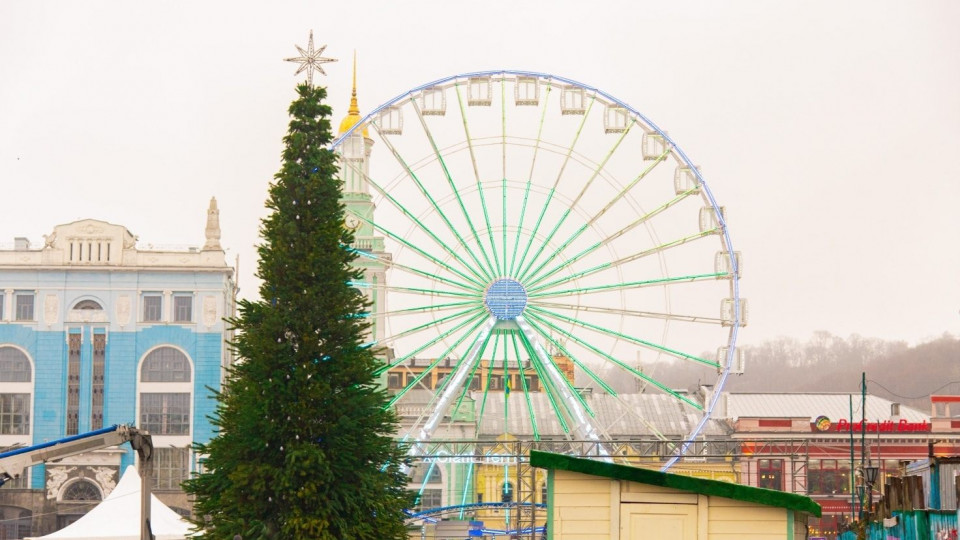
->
<box><xmin>284</xmin><ymin>30</ymin><xmax>337</xmax><ymax>86</ymax></box>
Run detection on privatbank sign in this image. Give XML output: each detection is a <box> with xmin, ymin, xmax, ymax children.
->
<box><xmin>813</xmin><ymin>416</ymin><xmax>931</xmax><ymax>433</ymax></box>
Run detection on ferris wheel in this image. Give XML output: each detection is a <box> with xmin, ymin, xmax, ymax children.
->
<box><xmin>330</xmin><ymin>70</ymin><xmax>746</xmax><ymax>465</ymax></box>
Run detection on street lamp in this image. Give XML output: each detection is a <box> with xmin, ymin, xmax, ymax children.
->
<box><xmin>864</xmin><ymin>462</ymin><xmax>879</xmax><ymax>515</ymax></box>
<box><xmin>858</xmin><ymin>461</ymin><xmax>880</xmax><ymax>540</ymax></box>
<box><xmin>864</xmin><ymin>463</ymin><xmax>879</xmax><ymax>486</ymax></box>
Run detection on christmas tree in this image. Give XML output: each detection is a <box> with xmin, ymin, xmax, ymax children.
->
<box><xmin>185</xmin><ymin>83</ymin><xmax>412</xmax><ymax>539</ymax></box>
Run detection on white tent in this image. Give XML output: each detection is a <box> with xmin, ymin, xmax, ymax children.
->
<box><xmin>28</xmin><ymin>465</ymin><xmax>193</xmax><ymax>540</ymax></box>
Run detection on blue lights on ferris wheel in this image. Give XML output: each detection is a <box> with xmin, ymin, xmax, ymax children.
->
<box><xmin>484</xmin><ymin>279</ymin><xmax>527</xmax><ymax>320</ymax></box>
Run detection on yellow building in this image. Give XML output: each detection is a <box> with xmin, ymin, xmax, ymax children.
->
<box><xmin>532</xmin><ymin>450</ymin><xmax>820</xmax><ymax>540</ymax></box>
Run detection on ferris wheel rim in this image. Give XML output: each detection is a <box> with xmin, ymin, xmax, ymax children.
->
<box><xmin>329</xmin><ymin>70</ymin><xmax>744</xmax><ymax>467</ymax></box>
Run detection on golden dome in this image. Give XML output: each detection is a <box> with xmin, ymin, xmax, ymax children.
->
<box><xmin>338</xmin><ymin>52</ymin><xmax>369</xmax><ymax>138</ymax></box>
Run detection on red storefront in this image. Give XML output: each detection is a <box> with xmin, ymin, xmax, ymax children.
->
<box><xmin>721</xmin><ymin>393</ymin><xmax>960</xmax><ymax>539</ymax></box>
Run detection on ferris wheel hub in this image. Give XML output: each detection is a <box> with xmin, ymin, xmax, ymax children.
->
<box><xmin>484</xmin><ymin>278</ymin><xmax>528</xmax><ymax>320</ymax></box>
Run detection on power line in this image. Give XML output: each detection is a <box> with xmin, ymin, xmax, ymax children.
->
<box><xmin>867</xmin><ymin>379</ymin><xmax>960</xmax><ymax>400</ymax></box>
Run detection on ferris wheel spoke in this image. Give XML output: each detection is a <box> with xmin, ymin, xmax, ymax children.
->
<box><xmin>452</xmin><ymin>85</ymin><xmax>501</xmax><ymax>279</ymax></box>
<box><xmin>512</xmin><ymin>331</ymin><xmax>571</xmax><ymax>435</ymax></box>
<box><xmin>354</xmin><ymin>213</ymin><xmax>487</xmax><ymax>289</ymax></box>
<box><xmin>500</xmin><ymin>328</ymin><xmax>509</xmax><ymax>434</ymax></box>
<box><xmin>524</xmin><ymin>186</ymin><xmax>703</xmax><ymax>290</ymax></box>
<box><xmin>374</xmin><ymin>283</ymin><xmax>480</xmax><ymax>300</ymax></box>
<box><xmin>410</xmin><ymin>98</ymin><xmax>500</xmax><ymax>279</ymax></box>
<box><xmin>499</xmin><ymin>79</ymin><xmax>508</xmax><ymax>276</ymax></box>
<box><xmin>516</xmin><ymin>119</ymin><xmax>636</xmax><ymax>283</ymax></box>
<box><xmin>371</xmin><ymin>306</ymin><xmax>485</xmax><ymax>354</ymax></box>
<box><xmin>515</xmin><ymin>316</ymin><xmax>608</xmax><ymax>438</ymax></box>
<box><xmin>521</xmin><ymin>315</ymin><xmax>672</xmax><ymax>440</ymax></box>
<box><xmin>347</xmin><ymin>245</ymin><xmax>482</xmax><ymax>294</ymax></box>
<box><xmin>373</xmin><ymin>310</ymin><xmax>488</xmax><ymax>376</ymax></box>
<box><xmin>521</xmin><ymin>316</ymin><xmax>616</xmax><ymax>397</ymax></box>
<box><xmin>513</xmin><ymin>97</ymin><xmax>597</xmax><ymax>279</ymax></box>
<box><xmin>509</xmin><ymin>333</ymin><xmax>541</xmax><ymax>441</ymax></box>
<box><xmin>449</xmin><ymin>337</ymin><xmax>490</xmax><ymax>422</ymax></box>
<box><xmin>474</xmin><ymin>332</ymin><xmax>502</xmax><ymax>439</ymax></box>
<box><xmin>530</xmin><ymin>227</ymin><xmax>720</xmax><ymax>293</ymax></box>
<box><xmin>530</xmin><ymin>301</ymin><xmax>725</xmax><ymax>326</ymax></box>
<box><xmin>528</xmin><ymin>272</ymin><xmax>729</xmax><ymax>298</ymax></box>
<box><xmin>377</xmin><ymin>301</ymin><xmax>482</xmax><ymax>319</ymax></box>
<box><xmin>524</xmin><ymin>311</ymin><xmax>705</xmax><ymax>410</ymax></box>
<box><xmin>408</xmin><ymin>317</ymin><xmax>497</xmax><ymax>443</ymax></box>
<box><xmin>526</xmin><ymin>305</ymin><xmax>719</xmax><ymax>370</ymax></box>
<box><xmin>508</xmin><ymin>85</ymin><xmax>552</xmax><ymax>278</ymax></box>
<box><xmin>386</xmin><ymin>316</ymin><xmax>494</xmax><ymax>409</ymax></box>
<box><xmin>340</xmin><ymin>158</ymin><xmax>488</xmax><ymax>284</ymax></box>
<box><xmin>521</xmin><ymin>147</ymin><xmax>669</xmax><ymax>286</ymax></box>
<box><xmin>371</xmin><ymin>123</ymin><xmax>493</xmax><ymax>282</ymax></box>
<box><xmin>422</xmin><ymin>326</ymin><xmax>495</xmax><ymax>437</ymax></box>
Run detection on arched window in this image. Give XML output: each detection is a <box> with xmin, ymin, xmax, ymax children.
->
<box><xmin>139</xmin><ymin>347</ymin><xmax>192</xmax><ymax>436</ymax></box>
<box><xmin>0</xmin><ymin>505</ymin><xmax>32</xmax><ymax>539</ymax></box>
<box><xmin>141</xmin><ymin>347</ymin><xmax>191</xmax><ymax>383</ymax></box>
<box><xmin>61</xmin><ymin>480</ymin><xmax>101</xmax><ymax>502</ymax></box>
<box><xmin>0</xmin><ymin>347</ymin><xmax>31</xmax><ymax>383</ymax></box>
<box><xmin>72</xmin><ymin>300</ymin><xmax>103</xmax><ymax>310</ymax></box>
<box><xmin>410</xmin><ymin>464</ymin><xmax>442</xmax><ymax>485</ymax></box>
<box><xmin>0</xmin><ymin>346</ymin><xmax>32</xmax><ymax>437</ymax></box>
<box><xmin>501</xmin><ymin>481</ymin><xmax>514</xmax><ymax>503</ymax></box>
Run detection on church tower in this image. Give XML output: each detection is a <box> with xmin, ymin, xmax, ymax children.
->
<box><xmin>336</xmin><ymin>53</ymin><xmax>390</xmax><ymax>349</ymax></box>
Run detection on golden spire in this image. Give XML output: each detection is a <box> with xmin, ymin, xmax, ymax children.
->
<box><xmin>349</xmin><ymin>50</ymin><xmax>359</xmax><ymax>115</ymax></box>
<box><xmin>339</xmin><ymin>49</ymin><xmax>367</xmax><ymax>137</ymax></box>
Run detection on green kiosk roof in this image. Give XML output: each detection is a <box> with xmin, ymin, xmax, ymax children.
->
<box><xmin>530</xmin><ymin>450</ymin><xmax>821</xmax><ymax>517</ymax></box>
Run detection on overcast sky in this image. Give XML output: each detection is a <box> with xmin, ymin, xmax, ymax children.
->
<box><xmin>1</xmin><ymin>1</ymin><xmax>957</xmax><ymax>347</ymax></box>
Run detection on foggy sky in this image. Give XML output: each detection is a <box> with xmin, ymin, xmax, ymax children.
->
<box><xmin>1</xmin><ymin>0</ymin><xmax>957</xmax><ymax>347</ymax></box>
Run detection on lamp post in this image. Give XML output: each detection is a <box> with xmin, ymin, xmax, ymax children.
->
<box><xmin>864</xmin><ymin>462</ymin><xmax>879</xmax><ymax>514</ymax></box>
<box><xmin>858</xmin><ymin>461</ymin><xmax>879</xmax><ymax>540</ymax></box>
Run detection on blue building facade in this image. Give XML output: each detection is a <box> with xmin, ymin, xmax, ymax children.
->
<box><xmin>0</xmin><ymin>203</ymin><xmax>235</xmax><ymax>537</ymax></box>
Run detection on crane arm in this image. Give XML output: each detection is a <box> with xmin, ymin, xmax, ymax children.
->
<box><xmin>0</xmin><ymin>424</ymin><xmax>147</xmax><ymax>487</ymax></box>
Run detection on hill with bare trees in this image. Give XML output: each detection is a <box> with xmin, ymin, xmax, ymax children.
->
<box><xmin>621</xmin><ymin>332</ymin><xmax>960</xmax><ymax>410</ymax></box>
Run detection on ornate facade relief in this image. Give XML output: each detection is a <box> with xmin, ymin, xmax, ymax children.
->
<box><xmin>46</xmin><ymin>466</ymin><xmax>77</xmax><ymax>500</ymax></box>
<box><xmin>43</xmin><ymin>294</ymin><xmax>59</xmax><ymax>325</ymax></box>
<box><xmin>115</xmin><ymin>295</ymin><xmax>131</xmax><ymax>326</ymax></box>
<box><xmin>91</xmin><ymin>466</ymin><xmax>117</xmax><ymax>497</ymax></box>
<box><xmin>202</xmin><ymin>295</ymin><xmax>219</xmax><ymax>327</ymax></box>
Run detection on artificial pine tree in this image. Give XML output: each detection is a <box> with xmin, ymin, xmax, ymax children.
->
<box><xmin>185</xmin><ymin>83</ymin><xmax>412</xmax><ymax>539</ymax></box>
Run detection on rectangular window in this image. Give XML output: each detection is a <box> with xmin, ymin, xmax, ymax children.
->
<box><xmin>489</xmin><ymin>375</ymin><xmax>503</xmax><ymax>390</ymax></box>
<box><xmin>173</xmin><ymin>295</ymin><xmax>192</xmax><ymax>323</ymax></box>
<box><xmin>15</xmin><ymin>292</ymin><xmax>34</xmax><ymax>321</ymax></box>
<box><xmin>3</xmin><ymin>467</ymin><xmax>29</xmax><ymax>488</ymax></box>
<box><xmin>808</xmin><ymin>459</ymin><xmax>850</xmax><ymax>495</ymax></box>
<box><xmin>91</xmin><ymin>333</ymin><xmax>106</xmax><ymax>430</ymax></box>
<box><xmin>0</xmin><ymin>393</ymin><xmax>30</xmax><ymax>435</ymax></box>
<box><xmin>143</xmin><ymin>295</ymin><xmax>162</xmax><ymax>322</ymax></box>
<box><xmin>757</xmin><ymin>459</ymin><xmax>784</xmax><ymax>491</ymax></box>
<box><xmin>387</xmin><ymin>372</ymin><xmax>402</xmax><ymax>389</ymax></box>
<box><xmin>418</xmin><ymin>488</ymin><xmax>442</xmax><ymax>509</ymax></box>
<box><xmin>140</xmin><ymin>393</ymin><xmax>190</xmax><ymax>435</ymax></box>
<box><xmin>66</xmin><ymin>333</ymin><xmax>81</xmax><ymax>436</ymax></box>
<box><xmin>153</xmin><ymin>447</ymin><xmax>190</xmax><ymax>490</ymax></box>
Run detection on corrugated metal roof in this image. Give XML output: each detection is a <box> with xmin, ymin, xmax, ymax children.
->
<box><xmin>393</xmin><ymin>389</ymin><xmax>729</xmax><ymax>438</ymax></box>
<box><xmin>720</xmin><ymin>392</ymin><xmax>929</xmax><ymax>422</ymax></box>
